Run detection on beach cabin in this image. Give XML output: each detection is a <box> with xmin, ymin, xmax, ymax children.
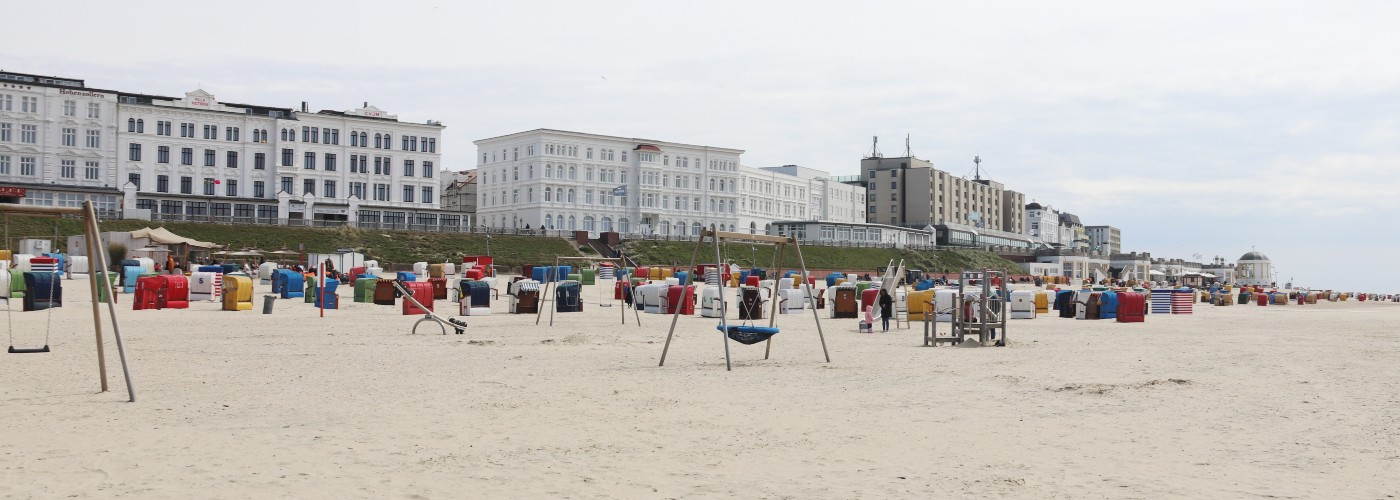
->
<box><xmin>222</xmin><ymin>275</ymin><xmax>254</xmax><ymax>311</ymax></box>
<box><xmin>665</xmin><ymin>285</ymin><xmax>695</xmax><ymax>315</ymax></box>
<box><xmin>1098</xmin><ymin>290</ymin><xmax>1118</xmax><ymax>320</ymax></box>
<box><xmin>1009</xmin><ymin>290</ymin><xmax>1036</xmax><ymax>319</ymax></box>
<box><xmin>636</xmin><ymin>283</ymin><xmax>668</xmax><ymax>314</ymax></box>
<box><xmin>1150</xmin><ymin>289</ymin><xmax>1174</xmax><ymax>314</ymax></box>
<box><xmin>278</xmin><ymin>271</ymin><xmax>305</xmax><ymax>300</ymax></box>
<box><xmin>190</xmin><ymin>270</ymin><xmax>222</xmax><ymax>302</ymax></box>
<box><xmin>507</xmin><ymin>279</ymin><xmax>540</xmax><ymax>314</ymax></box>
<box><xmin>738</xmin><ymin>286</ymin><xmax>765</xmax><ymax>320</ymax></box>
<box><xmin>314</xmin><ymin>278</ymin><xmax>339</xmax><ymax>309</ymax></box>
<box><xmin>700</xmin><ymin>287</ymin><xmax>724</xmax><ymax>318</ymax></box>
<box><xmin>830</xmin><ymin>284</ymin><xmax>858</xmax><ymax>319</ymax></box>
<box><xmin>1171</xmin><ymin>289</ymin><xmax>1194</xmax><ymax>314</ymax></box>
<box><xmin>22</xmin><ymin>272</ymin><xmax>62</xmax><ymax>311</ymax></box>
<box><xmin>555</xmin><ymin>281</ymin><xmax>583</xmax><ymax>312</ymax></box>
<box><xmin>1116</xmin><ymin>292</ymin><xmax>1146</xmax><ymax>323</ymax></box>
<box><xmin>462</xmin><ymin>256</ymin><xmax>494</xmax><ymax>277</ymax></box>
<box><xmin>401</xmin><ymin>281</ymin><xmax>434</xmax><ymax>315</ymax></box>
<box><xmin>373</xmin><ymin>279</ymin><xmax>399</xmax><ymax>306</ymax></box>
<box><xmin>354</xmin><ymin>278</ymin><xmax>377</xmax><ymax>303</ymax></box>
<box><xmin>258</xmin><ymin>262</ymin><xmax>278</xmax><ymax>285</ymax></box>
<box><xmin>459</xmin><ymin>280</ymin><xmax>492</xmax><ymax>316</ymax></box>
<box><xmin>1034</xmin><ymin>291</ymin><xmax>1051</xmax><ymax>314</ymax></box>
<box><xmin>159</xmin><ymin>275</ymin><xmax>190</xmax><ymax>309</ymax></box>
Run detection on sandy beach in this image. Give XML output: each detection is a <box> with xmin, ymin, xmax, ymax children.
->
<box><xmin>2</xmin><ymin>278</ymin><xmax>1398</xmax><ymax>498</ymax></box>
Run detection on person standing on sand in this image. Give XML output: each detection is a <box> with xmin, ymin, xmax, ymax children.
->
<box><xmin>878</xmin><ymin>289</ymin><xmax>893</xmax><ymax>332</ymax></box>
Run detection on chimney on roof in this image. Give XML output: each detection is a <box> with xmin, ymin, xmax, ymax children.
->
<box><xmin>363</xmin><ymin>101</ymin><xmax>368</xmax><ymax>108</ymax></box>
<box><xmin>301</xmin><ymin>101</ymin><xmax>308</xmax><ymax>113</ymax></box>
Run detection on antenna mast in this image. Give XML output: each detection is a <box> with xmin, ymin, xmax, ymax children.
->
<box><xmin>973</xmin><ymin>155</ymin><xmax>983</xmax><ymax>181</ymax></box>
<box><xmin>869</xmin><ymin>136</ymin><xmax>882</xmax><ymax>158</ymax></box>
<box><xmin>905</xmin><ymin>134</ymin><xmax>911</xmax><ymax>158</ymax></box>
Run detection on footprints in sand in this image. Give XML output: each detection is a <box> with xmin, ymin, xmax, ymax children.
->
<box><xmin>1049</xmin><ymin>378</ymin><xmax>1192</xmax><ymax>395</ymax></box>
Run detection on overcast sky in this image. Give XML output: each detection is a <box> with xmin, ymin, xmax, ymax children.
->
<box><xmin>8</xmin><ymin>1</ymin><xmax>1398</xmax><ymax>291</ymax></box>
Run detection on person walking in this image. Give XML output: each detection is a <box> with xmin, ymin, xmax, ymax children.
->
<box><xmin>878</xmin><ymin>289</ymin><xmax>893</xmax><ymax>332</ymax></box>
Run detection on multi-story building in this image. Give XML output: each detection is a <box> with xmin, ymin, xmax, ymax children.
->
<box><xmin>0</xmin><ymin>71</ymin><xmax>122</xmax><ymax>214</ymax></box>
<box><xmin>440</xmin><ymin>169</ymin><xmax>477</xmax><ymax>215</ymax></box>
<box><xmin>1058</xmin><ymin>212</ymin><xmax>1088</xmax><ymax>249</ymax></box>
<box><xmin>1</xmin><ymin>69</ymin><xmax>455</xmax><ymax>229</ymax></box>
<box><xmin>860</xmin><ymin>155</ymin><xmax>1020</xmax><ymax>231</ymax></box>
<box><xmin>860</xmin><ymin>155</ymin><xmax>1031</xmax><ymax>249</ymax></box>
<box><xmin>1024</xmin><ymin>202</ymin><xmax>1061</xmax><ymax>246</ymax></box>
<box><xmin>1085</xmin><ymin>225</ymin><xmax>1121</xmax><ymax>255</ymax></box>
<box><xmin>473</xmin><ymin>129</ymin><xmax>742</xmax><ymax>236</ymax></box>
<box><xmin>738</xmin><ymin>164</ymin><xmax>865</xmax><ymax>234</ymax></box>
<box><xmin>1001</xmin><ymin>189</ymin><xmax>1026</xmax><ymax>236</ymax></box>
<box><xmin>117</xmin><ymin>91</ymin><xmax>447</xmax><ymax>227</ymax></box>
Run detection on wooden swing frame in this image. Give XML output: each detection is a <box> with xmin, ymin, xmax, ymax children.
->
<box><xmin>0</xmin><ymin>201</ymin><xmax>136</xmax><ymax>402</ymax></box>
<box><xmin>658</xmin><ymin>229</ymin><xmax>830</xmax><ymax>371</ymax></box>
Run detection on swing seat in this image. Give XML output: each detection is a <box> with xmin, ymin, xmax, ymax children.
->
<box><xmin>716</xmin><ymin>324</ymin><xmax>780</xmax><ymax>345</ymax></box>
<box><xmin>9</xmin><ymin>345</ymin><xmax>50</xmax><ymax>354</ymax></box>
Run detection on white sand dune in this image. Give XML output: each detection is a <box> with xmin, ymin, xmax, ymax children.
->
<box><xmin>2</xmin><ymin>279</ymin><xmax>1397</xmax><ymax>497</ymax></box>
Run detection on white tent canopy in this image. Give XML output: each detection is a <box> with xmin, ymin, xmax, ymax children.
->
<box><xmin>1149</xmin><ymin>270</ymin><xmax>1167</xmax><ymax>276</ymax></box>
<box><xmin>128</xmin><ymin>227</ymin><xmax>219</xmax><ymax>249</ymax></box>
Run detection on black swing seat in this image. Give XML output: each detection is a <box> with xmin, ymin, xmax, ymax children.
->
<box><xmin>9</xmin><ymin>345</ymin><xmax>51</xmax><ymax>354</ymax></box>
<box><xmin>716</xmin><ymin>324</ymin><xmax>780</xmax><ymax>345</ymax></box>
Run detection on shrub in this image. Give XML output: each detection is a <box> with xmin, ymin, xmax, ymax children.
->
<box><xmin>106</xmin><ymin>242</ymin><xmax>127</xmax><ymax>268</ymax></box>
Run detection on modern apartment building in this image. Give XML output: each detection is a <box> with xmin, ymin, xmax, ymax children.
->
<box><xmin>860</xmin><ymin>155</ymin><xmax>1029</xmax><ymax>249</ymax></box>
<box><xmin>473</xmin><ymin>129</ymin><xmax>742</xmax><ymax>236</ymax></box>
<box><xmin>1086</xmin><ymin>225</ymin><xmax>1122</xmax><ymax>254</ymax></box>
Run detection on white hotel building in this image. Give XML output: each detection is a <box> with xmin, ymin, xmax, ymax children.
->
<box><xmin>473</xmin><ymin>129</ymin><xmax>742</xmax><ymax>236</ymax></box>
<box><xmin>1</xmin><ymin>70</ymin><xmax>458</xmax><ymax>229</ymax></box>
<box><xmin>0</xmin><ymin>72</ymin><xmax>122</xmax><ymax>213</ymax></box>
<box><xmin>738</xmin><ymin>164</ymin><xmax>865</xmax><ymax>234</ymax></box>
<box><xmin>117</xmin><ymin>91</ymin><xmax>447</xmax><ymax>227</ymax></box>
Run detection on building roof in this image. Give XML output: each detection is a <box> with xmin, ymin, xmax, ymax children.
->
<box><xmin>1239</xmin><ymin>251</ymin><xmax>1270</xmax><ymax>261</ymax></box>
<box><xmin>1025</xmin><ymin>202</ymin><xmax>1043</xmax><ymax>210</ymax></box>
<box><xmin>471</xmin><ymin>128</ymin><xmax>745</xmax><ymax>154</ymax></box>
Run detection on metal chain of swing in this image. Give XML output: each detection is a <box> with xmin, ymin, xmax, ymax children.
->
<box><xmin>2</xmin><ymin>214</ymin><xmax>60</xmax><ymax>350</ymax></box>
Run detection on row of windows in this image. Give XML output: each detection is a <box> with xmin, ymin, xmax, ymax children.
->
<box><xmin>487</xmin><ymin>144</ymin><xmax>625</xmax><ymax>164</ymax></box>
<box><xmin>137</xmin><ymin>199</ymin><xmax>278</xmax><ymax>219</ymax></box>
<box><xmin>128</xmin><ymin>171</ymin><xmax>434</xmax><ymax>205</ymax></box>
<box><xmin>285</xmin><ymin>176</ymin><xmax>431</xmax><ymax>203</ymax></box>
<box><xmin>0</xmin><ymin>123</ymin><xmax>41</xmax><ymax>144</ymax></box>
<box><xmin>56</xmin><ymin>159</ymin><xmax>102</xmax><ymax>180</ymax></box>
<box><xmin>484</xmin><ymin>145</ymin><xmax>735</xmax><ymax>169</ymax></box>
<box><xmin>0</xmin><ymin>95</ymin><xmax>101</xmax><ymax>118</ymax></box>
<box><xmin>354</xmin><ymin>211</ymin><xmax>461</xmax><ymax>226</ymax></box>
<box><xmin>744</xmin><ymin>198</ymin><xmax>809</xmax><ymax>219</ymax></box>
<box><xmin>0</xmin><ymin>155</ymin><xmax>40</xmax><ymax>176</ymax></box>
<box><xmin>278</xmin><ymin>149</ymin><xmax>435</xmax><ymax>177</ymax></box>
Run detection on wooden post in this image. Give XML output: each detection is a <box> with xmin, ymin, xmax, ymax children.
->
<box><xmin>713</xmin><ymin>229</ymin><xmax>731</xmax><ymax>371</ymax></box>
<box><xmin>762</xmin><ymin>241</ymin><xmax>785</xmax><ymax>360</ymax></box>
<box><xmin>84</xmin><ymin>201</ymin><xmax>136</xmax><ymax>402</ymax></box>
<box><xmin>659</xmin><ymin>229</ymin><xmax>706</xmax><ymax>368</ymax></box>
<box><xmin>81</xmin><ymin>206</ymin><xmax>109</xmax><ymax>393</ymax></box>
<box><xmin>793</xmin><ymin>238</ymin><xmax>830</xmax><ymax>363</ymax></box>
